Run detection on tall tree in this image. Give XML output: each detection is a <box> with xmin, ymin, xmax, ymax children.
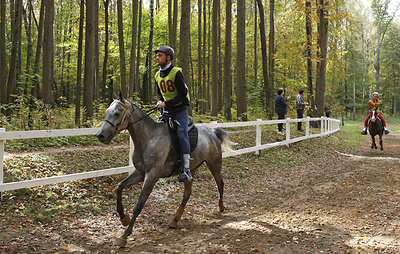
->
<box><xmin>268</xmin><ymin>0</ymin><xmax>275</xmax><ymax>118</ymax></box>
<box><xmin>75</xmin><ymin>0</ymin><xmax>85</xmax><ymax>126</ymax></box>
<box><xmin>7</xmin><ymin>0</ymin><xmax>23</xmax><ymax>110</ymax></box>
<box><xmin>223</xmin><ymin>0</ymin><xmax>232</xmax><ymax>120</ymax></box>
<box><xmin>256</xmin><ymin>0</ymin><xmax>269</xmax><ymax>118</ymax></box>
<box><xmin>315</xmin><ymin>0</ymin><xmax>329</xmax><ymax>117</ymax></box>
<box><xmin>305</xmin><ymin>0</ymin><xmax>314</xmax><ymax>108</ymax></box>
<box><xmin>211</xmin><ymin>0</ymin><xmax>219</xmax><ymax>116</ymax></box>
<box><xmin>32</xmin><ymin>0</ymin><xmax>44</xmax><ymax>100</ymax></box>
<box><xmin>128</xmin><ymin>0</ymin><xmax>138</xmax><ymax>98</ymax></box>
<box><xmin>117</xmin><ymin>0</ymin><xmax>127</xmax><ymax>97</ymax></box>
<box><xmin>134</xmin><ymin>0</ymin><xmax>142</xmax><ymax>94</ymax></box>
<box><xmin>0</xmin><ymin>0</ymin><xmax>6</xmax><ymax>112</ymax></box>
<box><xmin>42</xmin><ymin>0</ymin><xmax>54</xmax><ymax>105</ymax></box>
<box><xmin>371</xmin><ymin>0</ymin><xmax>398</xmax><ymax>92</ymax></box>
<box><xmin>83</xmin><ymin>0</ymin><xmax>96</xmax><ymax>125</ymax></box>
<box><xmin>101</xmin><ymin>0</ymin><xmax>110</xmax><ymax>100</ymax></box>
<box><xmin>180</xmin><ymin>0</ymin><xmax>191</xmax><ymax>113</ymax></box>
<box><xmin>236</xmin><ymin>0</ymin><xmax>247</xmax><ymax>121</ymax></box>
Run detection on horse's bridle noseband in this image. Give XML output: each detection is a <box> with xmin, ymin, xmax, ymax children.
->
<box><xmin>104</xmin><ymin>100</ymin><xmax>159</xmax><ymax>136</ymax></box>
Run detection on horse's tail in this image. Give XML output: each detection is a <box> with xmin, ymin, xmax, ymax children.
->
<box><xmin>214</xmin><ymin>128</ymin><xmax>236</xmax><ymax>154</ymax></box>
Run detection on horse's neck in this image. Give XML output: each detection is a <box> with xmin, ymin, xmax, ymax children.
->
<box><xmin>127</xmin><ymin>112</ymin><xmax>161</xmax><ymax>147</ymax></box>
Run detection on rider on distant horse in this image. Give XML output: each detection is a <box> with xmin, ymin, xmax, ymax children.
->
<box><xmin>154</xmin><ymin>45</ymin><xmax>193</xmax><ymax>182</ymax></box>
<box><xmin>361</xmin><ymin>92</ymin><xmax>389</xmax><ymax>135</ymax></box>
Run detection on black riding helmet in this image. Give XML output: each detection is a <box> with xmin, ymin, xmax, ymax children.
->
<box><xmin>155</xmin><ymin>46</ymin><xmax>175</xmax><ymax>60</ymax></box>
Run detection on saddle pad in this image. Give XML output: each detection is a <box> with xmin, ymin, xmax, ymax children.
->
<box><xmin>168</xmin><ymin>125</ymin><xmax>198</xmax><ymax>153</ymax></box>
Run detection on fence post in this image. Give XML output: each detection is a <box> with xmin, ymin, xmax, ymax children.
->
<box><xmin>256</xmin><ymin>119</ymin><xmax>262</xmax><ymax>155</ymax></box>
<box><xmin>129</xmin><ymin>137</ymin><xmax>134</xmax><ymax>167</ymax></box>
<box><xmin>286</xmin><ymin>118</ymin><xmax>290</xmax><ymax>147</ymax></box>
<box><xmin>320</xmin><ymin>117</ymin><xmax>325</xmax><ymax>134</ymax></box>
<box><xmin>306</xmin><ymin>117</ymin><xmax>310</xmax><ymax>136</ymax></box>
<box><xmin>0</xmin><ymin>128</ymin><xmax>4</xmax><ymax>200</ymax></box>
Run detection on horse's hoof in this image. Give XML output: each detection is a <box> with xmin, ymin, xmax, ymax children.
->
<box><xmin>115</xmin><ymin>236</ymin><xmax>127</xmax><ymax>248</ymax></box>
<box><xmin>168</xmin><ymin>220</ymin><xmax>178</xmax><ymax>229</ymax></box>
<box><xmin>214</xmin><ymin>211</ymin><xmax>223</xmax><ymax>219</ymax></box>
<box><xmin>121</xmin><ymin>213</ymin><xmax>131</xmax><ymax>226</ymax></box>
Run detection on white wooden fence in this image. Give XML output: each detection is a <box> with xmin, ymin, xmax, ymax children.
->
<box><xmin>0</xmin><ymin>116</ymin><xmax>340</xmax><ymax>192</ymax></box>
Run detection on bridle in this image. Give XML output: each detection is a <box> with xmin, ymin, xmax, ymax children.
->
<box><xmin>104</xmin><ymin>100</ymin><xmax>158</xmax><ymax>136</ymax></box>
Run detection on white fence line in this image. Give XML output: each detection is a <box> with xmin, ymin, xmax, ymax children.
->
<box><xmin>0</xmin><ymin>116</ymin><xmax>340</xmax><ymax>192</ymax></box>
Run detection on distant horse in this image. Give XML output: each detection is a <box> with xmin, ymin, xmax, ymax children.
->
<box><xmin>96</xmin><ymin>93</ymin><xmax>232</xmax><ymax>247</ymax></box>
<box><xmin>368</xmin><ymin>108</ymin><xmax>384</xmax><ymax>150</ymax></box>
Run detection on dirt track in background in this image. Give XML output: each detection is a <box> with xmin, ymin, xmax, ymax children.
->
<box><xmin>2</xmin><ymin>129</ymin><xmax>400</xmax><ymax>253</ymax></box>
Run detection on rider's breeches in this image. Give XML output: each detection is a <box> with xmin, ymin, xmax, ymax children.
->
<box><xmin>364</xmin><ymin>113</ymin><xmax>387</xmax><ymax>127</ymax></box>
<box><xmin>170</xmin><ymin>109</ymin><xmax>190</xmax><ymax>155</ymax></box>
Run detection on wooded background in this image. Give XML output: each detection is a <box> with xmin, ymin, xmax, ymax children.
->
<box><xmin>0</xmin><ymin>0</ymin><xmax>399</xmax><ymax>128</ymax></box>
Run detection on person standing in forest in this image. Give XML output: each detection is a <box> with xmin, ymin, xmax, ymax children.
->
<box><xmin>154</xmin><ymin>46</ymin><xmax>192</xmax><ymax>182</ymax></box>
<box><xmin>295</xmin><ymin>89</ymin><xmax>307</xmax><ymax>131</ymax></box>
<box><xmin>275</xmin><ymin>88</ymin><xmax>291</xmax><ymax>135</ymax></box>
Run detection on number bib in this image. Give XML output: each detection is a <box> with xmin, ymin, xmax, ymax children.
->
<box><xmin>155</xmin><ymin>67</ymin><xmax>189</xmax><ymax>106</ymax></box>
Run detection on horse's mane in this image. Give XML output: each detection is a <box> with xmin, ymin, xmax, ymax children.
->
<box><xmin>129</xmin><ymin>101</ymin><xmax>157</xmax><ymax>123</ymax></box>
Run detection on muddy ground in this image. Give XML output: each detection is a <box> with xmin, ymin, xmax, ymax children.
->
<box><xmin>1</xmin><ymin>128</ymin><xmax>400</xmax><ymax>253</ymax></box>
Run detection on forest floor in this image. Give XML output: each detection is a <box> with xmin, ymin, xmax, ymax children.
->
<box><xmin>1</xmin><ymin>126</ymin><xmax>400</xmax><ymax>253</ymax></box>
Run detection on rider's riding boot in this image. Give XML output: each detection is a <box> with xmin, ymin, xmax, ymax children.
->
<box><xmin>361</xmin><ymin>127</ymin><xmax>367</xmax><ymax>135</ymax></box>
<box><xmin>178</xmin><ymin>154</ymin><xmax>193</xmax><ymax>182</ymax></box>
<box><xmin>384</xmin><ymin>127</ymin><xmax>390</xmax><ymax>135</ymax></box>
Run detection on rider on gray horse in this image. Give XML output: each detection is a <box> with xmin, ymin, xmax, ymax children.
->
<box><xmin>154</xmin><ymin>45</ymin><xmax>193</xmax><ymax>182</ymax></box>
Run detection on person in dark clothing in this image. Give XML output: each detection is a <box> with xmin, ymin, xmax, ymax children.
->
<box><xmin>275</xmin><ymin>88</ymin><xmax>291</xmax><ymax>135</ymax></box>
<box><xmin>154</xmin><ymin>45</ymin><xmax>192</xmax><ymax>182</ymax></box>
<box><xmin>295</xmin><ymin>89</ymin><xmax>307</xmax><ymax>131</ymax></box>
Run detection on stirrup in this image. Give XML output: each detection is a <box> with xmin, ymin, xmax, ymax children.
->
<box><xmin>178</xmin><ymin>169</ymin><xmax>193</xmax><ymax>182</ymax></box>
<box><xmin>361</xmin><ymin>129</ymin><xmax>367</xmax><ymax>135</ymax></box>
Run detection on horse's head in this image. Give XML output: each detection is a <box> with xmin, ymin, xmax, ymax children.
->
<box><xmin>96</xmin><ymin>92</ymin><xmax>133</xmax><ymax>144</ymax></box>
<box><xmin>370</xmin><ymin>108</ymin><xmax>377</xmax><ymax>123</ymax></box>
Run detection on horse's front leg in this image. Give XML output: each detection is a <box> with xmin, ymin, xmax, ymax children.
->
<box><xmin>116</xmin><ymin>175</ymin><xmax>158</xmax><ymax>248</ymax></box>
<box><xmin>371</xmin><ymin>136</ymin><xmax>376</xmax><ymax>149</ymax></box>
<box><xmin>116</xmin><ymin>170</ymin><xmax>144</xmax><ymax>226</ymax></box>
<box><xmin>380</xmin><ymin>134</ymin><xmax>383</xmax><ymax>150</ymax></box>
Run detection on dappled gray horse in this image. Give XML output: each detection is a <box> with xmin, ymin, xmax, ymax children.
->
<box><xmin>96</xmin><ymin>93</ymin><xmax>232</xmax><ymax>247</ymax></box>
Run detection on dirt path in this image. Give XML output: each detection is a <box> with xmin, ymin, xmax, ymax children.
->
<box><xmin>2</xmin><ymin>130</ymin><xmax>400</xmax><ymax>253</ymax></box>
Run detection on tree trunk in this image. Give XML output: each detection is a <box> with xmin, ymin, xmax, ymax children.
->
<box><xmin>7</xmin><ymin>0</ymin><xmax>23</xmax><ymax>111</ymax></box>
<box><xmin>197</xmin><ymin>0</ymin><xmax>202</xmax><ymax>113</ymax></box>
<box><xmin>211</xmin><ymin>0</ymin><xmax>219</xmax><ymax>116</ymax></box>
<box><xmin>42</xmin><ymin>0</ymin><xmax>54</xmax><ymax>105</ymax></box>
<box><xmin>0</xmin><ymin>0</ymin><xmax>6</xmax><ymax>112</ymax></box>
<box><xmin>305</xmin><ymin>0</ymin><xmax>314</xmax><ymax>108</ymax></box>
<box><xmin>94</xmin><ymin>0</ymin><xmax>100</xmax><ymax>100</ymax></box>
<box><xmin>180</xmin><ymin>0</ymin><xmax>191</xmax><ymax>114</ymax></box>
<box><xmin>352</xmin><ymin>54</ymin><xmax>356</xmax><ymax>121</ymax></box>
<box><xmin>315</xmin><ymin>0</ymin><xmax>328</xmax><ymax>117</ymax></box>
<box><xmin>83</xmin><ymin>0</ymin><xmax>96</xmax><ymax>125</ymax></box>
<box><xmin>254</xmin><ymin>1</ymin><xmax>258</xmax><ymax>90</ymax></box>
<box><xmin>236</xmin><ymin>0</ymin><xmax>246</xmax><ymax>121</ymax></box>
<box><xmin>75</xmin><ymin>0</ymin><xmax>85</xmax><ymax>127</ymax></box>
<box><xmin>117</xmin><ymin>0</ymin><xmax>127</xmax><ymax>97</ymax></box>
<box><xmin>135</xmin><ymin>0</ymin><xmax>142</xmax><ymax>95</ymax></box>
<box><xmin>101</xmin><ymin>0</ymin><xmax>110</xmax><ymax>100</ymax></box>
<box><xmin>223</xmin><ymin>0</ymin><xmax>232</xmax><ymax>120</ymax></box>
<box><xmin>255</xmin><ymin>0</ymin><xmax>269</xmax><ymax>118</ymax></box>
<box><xmin>268</xmin><ymin>0</ymin><xmax>275</xmax><ymax>119</ymax></box>
<box><xmin>128</xmin><ymin>0</ymin><xmax>138</xmax><ymax>98</ymax></box>
<box><xmin>32</xmin><ymin>0</ymin><xmax>44</xmax><ymax>100</ymax></box>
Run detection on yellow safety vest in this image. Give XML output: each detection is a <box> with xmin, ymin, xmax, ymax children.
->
<box><xmin>155</xmin><ymin>67</ymin><xmax>190</xmax><ymax>106</ymax></box>
<box><xmin>369</xmin><ymin>99</ymin><xmax>382</xmax><ymax>113</ymax></box>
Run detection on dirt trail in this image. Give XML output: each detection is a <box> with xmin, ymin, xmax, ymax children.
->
<box><xmin>2</xmin><ymin>130</ymin><xmax>400</xmax><ymax>253</ymax></box>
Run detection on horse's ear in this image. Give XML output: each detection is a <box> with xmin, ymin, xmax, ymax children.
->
<box><xmin>112</xmin><ymin>92</ymin><xmax>118</xmax><ymax>100</ymax></box>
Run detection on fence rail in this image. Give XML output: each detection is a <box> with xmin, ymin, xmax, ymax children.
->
<box><xmin>0</xmin><ymin>116</ymin><xmax>340</xmax><ymax>192</ymax></box>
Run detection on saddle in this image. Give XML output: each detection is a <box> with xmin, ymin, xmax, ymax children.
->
<box><xmin>158</xmin><ymin>115</ymin><xmax>199</xmax><ymax>153</ymax></box>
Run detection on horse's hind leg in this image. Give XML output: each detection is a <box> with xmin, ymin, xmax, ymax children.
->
<box><xmin>207</xmin><ymin>158</ymin><xmax>225</xmax><ymax>214</ymax></box>
<box><xmin>116</xmin><ymin>170</ymin><xmax>144</xmax><ymax>226</ymax></box>
<box><xmin>168</xmin><ymin>179</ymin><xmax>193</xmax><ymax>229</ymax></box>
